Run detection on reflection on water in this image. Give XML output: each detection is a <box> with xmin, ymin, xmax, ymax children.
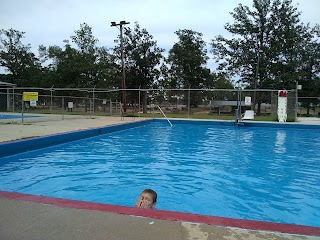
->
<box><xmin>0</xmin><ymin>122</ymin><xmax>319</xmax><ymax>227</ymax></box>
<box><xmin>243</xmin><ymin>131</ymin><xmax>253</xmax><ymax>142</ymax></box>
<box><xmin>275</xmin><ymin>130</ymin><xmax>287</xmax><ymax>153</ymax></box>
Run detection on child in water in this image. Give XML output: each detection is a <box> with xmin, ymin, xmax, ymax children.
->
<box><xmin>135</xmin><ymin>189</ymin><xmax>157</xmax><ymax>209</ymax></box>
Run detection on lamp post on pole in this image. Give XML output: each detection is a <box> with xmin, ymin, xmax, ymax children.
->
<box><xmin>111</xmin><ymin>20</ymin><xmax>130</xmax><ymax>112</ymax></box>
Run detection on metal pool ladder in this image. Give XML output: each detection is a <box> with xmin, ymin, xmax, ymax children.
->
<box><xmin>156</xmin><ymin>105</ymin><xmax>173</xmax><ymax>127</ymax></box>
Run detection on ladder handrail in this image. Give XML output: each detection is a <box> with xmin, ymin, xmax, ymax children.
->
<box><xmin>156</xmin><ymin>105</ymin><xmax>172</xmax><ymax>126</ymax></box>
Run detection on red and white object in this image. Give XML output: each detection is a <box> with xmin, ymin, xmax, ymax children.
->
<box><xmin>277</xmin><ymin>90</ymin><xmax>287</xmax><ymax>122</ymax></box>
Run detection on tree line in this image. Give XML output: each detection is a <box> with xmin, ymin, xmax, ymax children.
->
<box><xmin>1</xmin><ymin>0</ymin><xmax>319</xmax><ymax>111</ymax></box>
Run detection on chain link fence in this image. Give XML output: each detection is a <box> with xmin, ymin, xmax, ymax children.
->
<box><xmin>1</xmin><ymin>87</ymin><xmax>319</xmax><ymax>124</ymax></box>
<box><xmin>0</xmin><ymin>88</ymin><xmax>124</xmax><ymax>124</ymax></box>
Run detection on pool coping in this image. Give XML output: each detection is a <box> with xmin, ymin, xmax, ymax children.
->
<box><xmin>0</xmin><ymin>119</ymin><xmax>153</xmax><ymax>158</ymax></box>
<box><xmin>0</xmin><ymin>190</ymin><xmax>319</xmax><ymax>237</ymax></box>
<box><xmin>1</xmin><ymin>118</ymin><xmax>319</xmax><ymax>237</ymax></box>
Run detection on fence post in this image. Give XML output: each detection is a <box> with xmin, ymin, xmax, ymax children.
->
<box><xmin>50</xmin><ymin>86</ymin><xmax>54</xmax><ymax>114</ymax></box>
<box><xmin>109</xmin><ymin>98</ymin><xmax>112</xmax><ymax>116</ymax></box>
<box><xmin>188</xmin><ymin>86</ymin><xmax>191</xmax><ymax>119</ymax></box>
<box><xmin>115</xmin><ymin>99</ymin><xmax>118</xmax><ymax>116</ymax></box>
<box><xmin>62</xmin><ymin>97</ymin><xmax>64</xmax><ymax>120</ymax></box>
<box><xmin>12</xmin><ymin>88</ymin><xmax>15</xmax><ymax>113</ymax></box>
<box><xmin>295</xmin><ymin>82</ymin><xmax>298</xmax><ymax>122</ymax></box>
<box><xmin>21</xmin><ymin>95</ymin><xmax>24</xmax><ymax>124</ymax></box>
<box><xmin>92</xmin><ymin>86</ymin><xmax>95</xmax><ymax>116</ymax></box>
<box><xmin>239</xmin><ymin>86</ymin><xmax>242</xmax><ymax>115</ymax></box>
<box><xmin>138</xmin><ymin>87</ymin><xmax>141</xmax><ymax>118</ymax></box>
<box><xmin>236</xmin><ymin>87</ymin><xmax>241</xmax><ymax>122</ymax></box>
<box><xmin>6</xmin><ymin>88</ymin><xmax>10</xmax><ymax>111</ymax></box>
<box><xmin>89</xmin><ymin>97</ymin><xmax>92</xmax><ymax>119</ymax></box>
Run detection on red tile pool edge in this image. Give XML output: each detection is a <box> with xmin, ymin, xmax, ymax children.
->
<box><xmin>0</xmin><ymin>190</ymin><xmax>319</xmax><ymax>237</ymax></box>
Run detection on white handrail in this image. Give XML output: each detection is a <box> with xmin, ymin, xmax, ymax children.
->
<box><xmin>157</xmin><ymin>105</ymin><xmax>172</xmax><ymax>127</ymax></box>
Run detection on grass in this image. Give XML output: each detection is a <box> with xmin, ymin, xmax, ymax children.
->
<box><xmin>124</xmin><ymin>112</ymin><xmax>280</xmax><ymax>121</ymax></box>
<box><xmin>9</xmin><ymin>109</ymin><xmax>296</xmax><ymax>122</ymax></box>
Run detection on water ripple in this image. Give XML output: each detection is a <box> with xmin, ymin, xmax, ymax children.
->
<box><xmin>0</xmin><ymin>123</ymin><xmax>319</xmax><ymax>227</ymax></box>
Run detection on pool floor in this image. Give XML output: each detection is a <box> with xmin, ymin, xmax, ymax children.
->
<box><xmin>0</xmin><ymin>114</ymin><xmax>41</xmax><ymax>119</ymax></box>
<box><xmin>0</xmin><ymin>118</ymin><xmax>318</xmax><ymax>236</ymax></box>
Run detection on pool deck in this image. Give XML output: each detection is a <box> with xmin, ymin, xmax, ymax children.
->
<box><xmin>0</xmin><ymin>116</ymin><xmax>320</xmax><ymax>240</ymax></box>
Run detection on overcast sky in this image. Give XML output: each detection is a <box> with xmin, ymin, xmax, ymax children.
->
<box><xmin>1</xmin><ymin>0</ymin><xmax>319</xmax><ymax>73</ymax></box>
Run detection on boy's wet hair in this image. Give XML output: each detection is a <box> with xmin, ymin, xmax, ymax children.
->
<box><xmin>143</xmin><ymin>189</ymin><xmax>157</xmax><ymax>203</ymax></box>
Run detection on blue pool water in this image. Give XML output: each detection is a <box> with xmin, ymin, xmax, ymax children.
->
<box><xmin>0</xmin><ymin>114</ymin><xmax>40</xmax><ymax>119</ymax></box>
<box><xmin>0</xmin><ymin>121</ymin><xmax>319</xmax><ymax>227</ymax></box>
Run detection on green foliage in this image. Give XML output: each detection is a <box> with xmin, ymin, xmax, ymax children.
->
<box><xmin>95</xmin><ymin>47</ymin><xmax>120</xmax><ymax>89</ymax></box>
<box><xmin>113</xmin><ymin>22</ymin><xmax>164</xmax><ymax>110</ymax></box>
<box><xmin>0</xmin><ymin>73</ymin><xmax>12</xmax><ymax>83</ymax></box>
<box><xmin>211</xmin><ymin>0</ymin><xmax>320</xmax><ymax>114</ymax></box>
<box><xmin>211</xmin><ymin>0</ymin><xmax>314</xmax><ymax>87</ymax></box>
<box><xmin>70</xmin><ymin>23</ymin><xmax>100</xmax><ymax>87</ymax></box>
<box><xmin>286</xmin><ymin>116</ymin><xmax>296</xmax><ymax>122</ymax></box>
<box><xmin>204</xmin><ymin>73</ymin><xmax>235</xmax><ymax>101</ymax></box>
<box><xmin>123</xmin><ymin>113</ymin><xmax>138</xmax><ymax>118</ymax></box>
<box><xmin>0</xmin><ymin>28</ymin><xmax>42</xmax><ymax>86</ymax></box>
<box><xmin>71</xmin><ymin>23</ymin><xmax>98</xmax><ymax>54</ymax></box>
<box><xmin>167</xmin><ymin>29</ymin><xmax>210</xmax><ymax>106</ymax></box>
<box><xmin>40</xmin><ymin>23</ymin><xmax>117</xmax><ymax>89</ymax></box>
<box><xmin>137</xmin><ymin>112</ymin><xmax>279</xmax><ymax>121</ymax></box>
<box><xmin>1</xmin><ymin>6</ymin><xmax>318</xmax><ymax>117</ymax></box>
<box><xmin>298</xmin><ymin>26</ymin><xmax>320</xmax><ymax>114</ymax></box>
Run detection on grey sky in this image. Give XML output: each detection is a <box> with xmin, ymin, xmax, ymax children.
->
<box><xmin>0</xmin><ymin>0</ymin><xmax>319</xmax><ymax>73</ymax></box>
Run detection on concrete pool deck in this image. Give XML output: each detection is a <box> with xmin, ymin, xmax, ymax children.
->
<box><xmin>0</xmin><ymin>116</ymin><xmax>320</xmax><ymax>240</ymax></box>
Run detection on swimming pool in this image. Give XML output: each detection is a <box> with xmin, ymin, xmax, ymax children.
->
<box><xmin>0</xmin><ymin>114</ymin><xmax>40</xmax><ymax>119</ymax></box>
<box><xmin>0</xmin><ymin>120</ymin><xmax>319</xmax><ymax>228</ymax></box>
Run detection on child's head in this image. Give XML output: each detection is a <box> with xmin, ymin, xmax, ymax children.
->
<box><xmin>138</xmin><ymin>189</ymin><xmax>157</xmax><ymax>208</ymax></box>
<box><xmin>143</xmin><ymin>189</ymin><xmax>157</xmax><ymax>203</ymax></box>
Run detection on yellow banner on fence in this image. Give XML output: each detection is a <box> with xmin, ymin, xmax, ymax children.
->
<box><xmin>23</xmin><ymin>92</ymin><xmax>38</xmax><ymax>101</ymax></box>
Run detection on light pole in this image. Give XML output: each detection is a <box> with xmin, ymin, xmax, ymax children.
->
<box><xmin>111</xmin><ymin>20</ymin><xmax>130</xmax><ymax>112</ymax></box>
<box><xmin>252</xmin><ymin>48</ymin><xmax>262</xmax><ymax>112</ymax></box>
<box><xmin>50</xmin><ymin>85</ymin><xmax>54</xmax><ymax>114</ymax></box>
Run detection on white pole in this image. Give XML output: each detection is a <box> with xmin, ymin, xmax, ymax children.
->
<box><xmin>157</xmin><ymin>105</ymin><xmax>172</xmax><ymax>127</ymax></box>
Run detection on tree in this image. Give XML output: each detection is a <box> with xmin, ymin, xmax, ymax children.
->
<box><xmin>167</xmin><ymin>29</ymin><xmax>210</xmax><ymax>107</ymax></box>
<box><xmin>0</xmin><ymin>28</ymin><xmax>42</xmax><ymax>86</ymax></box>
<box><xmin>114</xmin><ymin>22</ymin><xmax>164</xmax><ymax>112</ymax></box>
<box><xmin>40</xmin><ymin>40</ymin><xmax>83</xmax><ymax>88</ymax></box>
<box><xmin>70</xmin><ymin>23</ymin><xmax>100</xmax><ymax>87</ymax></box>
<box><xmin>95</xmin><ymin>46</ymin><xmax>120</xmax><ymax>89</ymax></box>
<box><xmin>40</xmin><ymin>23</ymin><xmax>116</xmax><ymax>89</ymax></box>
<box><xmin>211</xmin><ymin>0</ymin><xmax>314</xmax><ymax>114</ymax></box>
<box><xmin>298</xmin><ymin>26</ymin><xmax>320</xmax><ymax>116</ymax></box>
<box><xmin>202</xmin><ymin>73</ymin><xmax>235</xmax><ymax>106</ymax></box>
<box><xmin>267</xmin><ymin>0</ymin><xmax>312</xmax><ymax>89</ymax></box>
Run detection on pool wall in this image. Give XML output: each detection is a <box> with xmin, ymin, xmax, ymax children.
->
<box><xmin>1</xmin><ymin>118</ymin><xmax>320</xmax><ymax>158</ymax></box>
<box><xmin>240</xmin><ymin>121</ymin><xmax>320</xmax><ymax>129</ymax></box>
<box><xmin>0</xmin><ymin>114</ymin><xmax>41</xmax><ymax>120</ymax></box>
<box><xmin>153</xmin><ymin>118</ymin><xmax>320</xmax><ymax>129</ymax></box>
<box><xmin>1</xmin><ymin>118</ymin><xmax>320</xmax><ymax>236</ymax></box>
<box><xmin>0</xmin><ymin>119</ymin><xmax>153</xmax><ymax>158</ymax></box>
